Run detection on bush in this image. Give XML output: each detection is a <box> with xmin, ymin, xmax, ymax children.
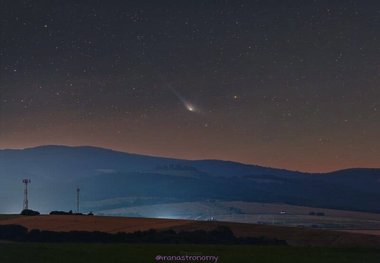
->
<box><xmin>50</xmin><ymin>210</ymin><xmax>83</xmax><ymax>215</ymax></box>
<box><xmin>316</xmin><ymin>212</ymin><xmax>325</xmax><ymax>216</ymax></box>
<box><xmin>0</xmin><ymin>225</ymin><xmax>28</xmax><ymax>240</ymax></box>
<box><xmin>20</xmin><ymin>209</ymin><xmax>40</xmax><ymax>216</ymax></box>
<box><xmin>50</xmin><ymin>211</ymin><xmax>69</xmax><ymax>215</ymax></box>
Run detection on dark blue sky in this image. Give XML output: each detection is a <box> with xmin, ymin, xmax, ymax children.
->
<box><xmin>0</xmin><ymin>0</ymin><xmax>379</xmax><ymax>172</ymax></box>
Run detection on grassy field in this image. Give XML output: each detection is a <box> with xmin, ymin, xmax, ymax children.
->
<box><xmin>0</xmin><ymin>243</ymin><xmax>379</xmax><ymax>263</ymax></box>
<box><xmin>0</xmin><ymin>215</ymin><xmax>192</xmax><ymax>233</ymax></box>
<box><xmin>0</xmin><ymin>214</ymin><xmax>20</xmax><ymax>221</ymax></box>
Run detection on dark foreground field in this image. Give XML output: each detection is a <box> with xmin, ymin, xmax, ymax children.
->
<box><xmin>2</xmin><ymin>215</ymin><xmax>380</xmax><ymax>247</ymax></box>
<box><xmin>0</xmin><ymin>243</ymin><xmax>380</xmax><ymax>263</ymax></box>
<box><xmin>1</xmin><ymin>215</ymin><xmax>380</xmax><ymax>262</ymax></box>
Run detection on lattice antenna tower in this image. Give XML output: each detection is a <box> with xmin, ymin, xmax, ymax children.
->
<box><xmin>76</xmin><ymin>187</ymin><xmax>80</xmax><ymax>213</ymax></box>
<box><xmin>22</xmin><ymin>179</ymin><xmax>31</xmax><ymax>210</ymax></box>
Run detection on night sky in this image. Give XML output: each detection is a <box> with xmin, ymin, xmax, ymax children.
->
<box><xmin>1</xmin><ymin>0</ymin><xmax>379</xmax><ymax>172</ymax></box>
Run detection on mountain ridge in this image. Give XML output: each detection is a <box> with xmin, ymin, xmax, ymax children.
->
<box><xmin>3</xmin><ymin>144</ymin><xmax>376</xmax><ymax>174</ymax></box>
<box><xmin>1</xmin><ymin>145</ymin><xmax>379</xmax><ymax>214</ymax></box>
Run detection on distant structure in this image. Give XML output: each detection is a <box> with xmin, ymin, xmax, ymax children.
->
<box><xmin>22</xmin><ymin>179</ymin><xmax>31</xmax><ymax>210</ymax></box>
<box><xmin>76</xmin><ymin>187</ymin><xmax>80</xmax><ymax>213</ymax></box>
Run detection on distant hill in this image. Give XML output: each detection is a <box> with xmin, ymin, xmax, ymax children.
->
<box><xmin>0</xmin><ymin>145</ymin><xmax>379</xmax><ymax>214</ymax></box>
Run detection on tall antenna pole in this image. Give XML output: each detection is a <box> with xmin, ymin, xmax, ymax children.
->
<box><xmin>22</xmin><ymin>179</ymin><xmax>31</xmax><ymax>210</ymax></box>
<box><xmin>76</xmin><ymin>187</ymin><xmax>80</xmax><ymax>213</ymax></box>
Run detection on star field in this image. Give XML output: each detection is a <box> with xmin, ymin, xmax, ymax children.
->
<box><xmin>0</xmin><ymin>0</ymin><xmax>379</xmax><ymax>172</ymax></box>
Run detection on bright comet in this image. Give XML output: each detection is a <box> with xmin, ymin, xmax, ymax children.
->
<box><xmin>185</xmin><ymin>103</ymin><xmax>195</xmax><ymax>112</ymax></box>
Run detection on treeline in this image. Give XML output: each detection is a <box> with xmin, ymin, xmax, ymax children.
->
<box><xmin>309</xmin><ymin>211</ymin><xmax>325</xmax><ymax>216</ymax></box>
<box><xmin>20</xmin><ymin>209</ymin><xmax>94</xmax><ymax>216</ymax></box>
<box><xmin>49</xmin><ymin>210</ymin><xmax>93</xmax><ymax>216</ymax></box>
<box><xmin>0</xmin><ymin>224</ymin><xmax>286</xmax><ymax>245</ymax></box>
